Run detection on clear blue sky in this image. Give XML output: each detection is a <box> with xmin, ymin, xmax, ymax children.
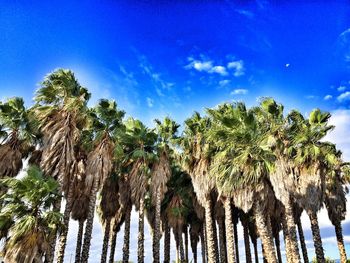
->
<box><xmin>1</xmin><ymin>1</ymin><xmax>350</xmax><ymax>262</ymax></box>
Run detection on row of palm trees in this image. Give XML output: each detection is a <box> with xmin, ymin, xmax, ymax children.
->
<box><xmin>0</xmin><ymin>68</ymin><xmax>348</xmax><ymax>263</ymax></box>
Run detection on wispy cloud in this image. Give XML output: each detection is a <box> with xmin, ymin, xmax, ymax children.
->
<box><xmin>227</xmin><ymin>60</ymin><xmax>245</xmax><ymax>77</ymax></box>
<box><xmin>185</xmin><ymin>58</ymin><xmax>228</xmax><ymax>76</ymax></box>
<box><xmin>338</xmin><ymin>85</ymin><xmax>346</xmax><ymax>92</ymax></box>
<box><xmin>231</xmin><ymin>88</ymin><xmax>248</xmax><ymax>95</ymax></box>
<box><xmin>146</xmin><ymin>97</ymin><xmax>154</xmax><ymax>108</ymax></box>
<box><xmin>324</xmin><ymin>95</ymin><xmax>332</xmax><ymax>100</ymax></box>
<box><xmin>219</xmin><ymin>79</ymin><xmax>231</xmax><ymax>87</ymax></box>
<box><xmin>337</xmin><ymin>91</ymin><xmax>350</xmax><ymax>102</ymax></box>
<box><xmin>235</xmin><ymin>9</ymin><xmax>254</xmax><ymax>19</ymax></box>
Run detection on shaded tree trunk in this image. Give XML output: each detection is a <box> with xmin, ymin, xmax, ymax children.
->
<box><xmin>223</xmin><ymin>198</ymin><xmax>236</xmax><ymax>263</ymax></box>
<box><xmin>184</xmin><ymin>226</ymin><xmax>189</xmax><ymax>263</ymax></box>
<box><xmin>274</xmin><ymin>235</ymin><xmax>282</xmax><ymax>263</ymax></box>
<box><xmin>255</xmin><ymin>204</ymin><xmax>277</xmax><ymax>263</ymax></box>
<box><xmin>218</xmin><ymin>216</ymin><xmax>227</xmax><ymax>263</ymax></box>
<box><xmin>100</xmin><ymin>218</ymin><xmax>111</xmax><ymax>263</ymax></box>
<box><xmin>123</xmin><ymin>205</ymin><xmax>132</xmax><ymax>263</ymax></box>
<box><xmin>252</xmin><ymin>237</ymin><xmax>259</xmax><ymax>263</ymax></box>
<box><xmin>334</xmin><ymin>221</ymin><xmax>347</xmax><ymax>263</ymax></box>
<box><xmin>281</xmin><ymin>214</ymin><xmax>293</xmax><ymax>263</ymax></box>
<box><xmin>283</xmin><ymin>201</ymin><xmax>301</xmax><ymax>262</ymax></box>
<box><xmin>153</xmin><ymin>190</ymin><xmax>161</xmax><ymax>263</ymax></box>
<box><xmin>242</xmin><ymin>218</ymin><xmax>252</xmax><ymax>263</ymax></box>
<box><xmin>190</xmin><ymin>231</ymin><xmax>198</xmax><ymax>263</ymax></box>
<box><xmin>204</xmin><ymin>197</ymin><xmax>217</xmax><ymax>262</ymax></box>
<box><xmin>296</xmin><ymin>218</ymin><xmax>309</xmax><ymax>263</ymax></box>
<box><xmin>81</xmin><ymin>178</ymin><xmax>99</xmax><ymax>263</ymax></box>
<box><xmin>108</xmin><ymin>223</ymin><xmax>118</xmax><ymax>263</ymax></box>
<box><xmin>75</xmin><ymin>220</ymin><xmax>84</xmax><ymax>263</ymax></box>
<box><xmin>308</xmin><ymin>211</ymin><xmax>325</xmax><ymax>263</ymax></box>
<box><xmin>46</xmin><ymin>197</ymin><xmax>62</xmax><ymax>263</ymax></box>
<box><xmin>200</xmin><ymin>227</ymin><xmax>206</xmax><ymax>263</ymax></box>
<box><xmin>262</xmin><ymin>243</ymin><xmax>268</xmax><ymax>263</ymax></box>
<box><xmin>56</xmin><ymin>185</ymin><xmax>75</xmax><ymax>263</ymax></box>
<box><xmin>212</xmin><ymin>212</ymin><xmax>220</xmax><ymax>263</ymax></box>
<box><xmin>138</xmin><ymin>198</ymin><xmax>145</xmax><ymax>263</ymax></box>
<box><xmin>164</xmin><ymin>219</ymin><xmax>171</xmax><ymax>263</ymax></box>
<box><xmin>234</xmin><ymin>220</ymin><xmax>239</xmax><ymax>263</ymax></box>
<box><xmin>179</xmin><ymin>228</ymin><xmax>185</xmax><ymax>262</ymax></box>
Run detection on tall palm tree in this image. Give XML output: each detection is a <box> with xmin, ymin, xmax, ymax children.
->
<box><xmin>0</xmin><ymin>165</ymin><xmax>62</xmax><ymax>262</ymax></box>
<box><xmin>122</xmin><ymin>118</ymin><xmax>156</xmax><ymax>263</ymax></box>
<box><xmin>80</xmin><ymin>99</ymin><xmax>125</xmax><ymax>263</ymax></box>
<box><xmin>240</xmin><ymin>212</ymin><xmax>252</xmax><ymax>263</ymax></box>
<box><xmin>293</xmin><ymin>203</ymin><xmax>309</xmax><ymax>263</ymax></box>
<box><xmin>34</xmin><ymin>69</ymin><xmax>91</xmax><ymax>262</ymax></box>
<box><xmin>151</xmin><ymin>117</ymin><xmax>179</xmax><ymax>262</ymax></box>
<box><xmin>181</xmin><ymin>112</ymin><xmax>217</xmax><ymax>262</ymax></box>
<box><xmin>98</xmin><ymin>174</ymin><xmax>120</xmax><ymax>263</ymax></box>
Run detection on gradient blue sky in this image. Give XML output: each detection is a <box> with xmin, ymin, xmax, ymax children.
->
<box><xmin>1</xmin><ymin>1</ymin><xmax>350</xmax><ymax>262</ymax></box>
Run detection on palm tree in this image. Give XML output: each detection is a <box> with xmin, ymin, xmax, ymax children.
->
<box><xmin>240</xmin><ymin>212</ymin><xmax>252</xmax><ymax>263</ymax></box>
<box><xmin>122</xmin><ymin>118</ymin><xmax>156</xmax><ymax>263</ymax></box>
<box><xmin>208</xmin><ymin>102</ymin><xmax>277</xmax><ymax>263</ymax></box>
<box><xmin>181</xmin><ymin>112</ymin><xmax>217</xmax><ymax>262</ymax></box>
<box><xmin>98</xmin><ymin>174</ymin><xmax>120</xmax><ymax>263</ymax></box>
<box><xmin>80</xmin><ymin>99</ymin><xmax>125</xmax><ymax>263</ymax></box>
<box><xmin>151</xmin><ymin>117</ymin><xmax>179</xmax><ymax>262</ymax></box>
<box><xmin>0</xmin><ymin>97</ymin><xmax>36</xmax><ymax>180</ymax></box>
<box><xmin>34</xmin><ymin>69</ymin><xmax>91</xmax><ymax>262</ymax></box>
<box><xmin>293</xmin><ymin>203</ymin><xmax>309</xmax><ymax>263</ymax></box>
<box><xmin>0</xmin><ymin>165</ymin><xmax>62</xmax><ymax>262</ymax></box>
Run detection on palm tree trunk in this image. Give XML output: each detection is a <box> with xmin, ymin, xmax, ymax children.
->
<box><xmin>283</xmin><ymin>201</ymin><xmax>301</xmax><ymax>262</ymax></box>
<box><xmin>296</xmin><ymin>218</ymin><xmax>309</xmax><ymax>263</ymax></box>
<box><xmin>81</xmin><ymin>178</ymin><xmax>99</xmax><ymax>263</ymax></box>
<box><xmin>56</xmin><ymin>184</ymin><xmax>75</xmax><ymax>263</ymax></box>
<box><xmin>204</xmin><ymin>220</ymin><xmax>208</xmax><ymax>262</ymax></box>
<box><xmin>190</xmin><ymin>231</ymin><xmax>198</xmax><ymax>263</ymax></box>
<box><xmin>223</xmin><ymin>198</ymin><xmax>237</xmax><ymax>263</ymax></box>
<box><xmin>334</xmin><ymin>221</ymin><xmax>347</xmax><ymax>263</ymax></box>
<box><xmin>218</xmin><ymin>216</ymin><xmax>227</xmax><ymax>263</ymax></box>
<box><xmin>252</xmin><ymin>237</ymin><xmax>259</xmax><ymax>263</ymax></box>
<box><xmin>100</xmin><ymin>218</ymin><xmax>111</xmax><ymax>263</ymax></box>
<box><xmin>308</xmin><ymin>211</ymin><xmax>325</xmax><ymax>263</ymax></box>
<box><xmin>242</xmin><ymin>219</ymin><xmax>252</xmax><ymax>263</ymax></box>
<box><xmin>204</xmin><ymin>196</ymin><xmax>217</xmax><ymax>263</ymax></box>
<box><xmin>262</xmin><ymin>243</ymin><xmax>268</xmax><ymax>263</ymax></box>
<box><xmin>75</xmin><ymin>220</ymin><xmax>84</xmax><ymax>263</ymax></box>
<box><xmin>164</xmin><ymin>218</ymin><xmax>171</xmax><ymax>263</ymax></box>
<box><xmin>274</xmin><ymin>235</ymin><xmax>282</xmax><ymax>263</ymax></box>
<box><xmin>234</xmin><ymin>220</ymin><xmax>239</xmax><ymax>263</ymax></box>
<box><xmin>153</xmin><ymin>190</ymin><xmax>161</xmax><ymax>263</ymax></box>
<box><xmin>178</xmin><ymin>228</ymin><xmax>185</xmax><ymax>262</ymax></box>
<box><xmin>254</xmin><ymin>204</ymin><xmax>277</xmax><ymax>263</ymax></box>
<box><xmin>108</xmin><ymin>223</ymin><xmax>118</xmax><ymax>263</ymax></box>
<box><xmin>212</xmin><ymin>213</ymin><xmax>220</xmax><ymax>263</ymax></box>
<box><xmin>200</xmin><ymin>227</ymin><xmax>206</xmax><ymax>263</ymax></box>
<box><xmin>281</xmin><ymin>214</ymin><xmax>293</xmax><ymax>263</ymax></box>
<box><xmin>123</xmin><ymin>205</ymin><xmax>132</xmax><ymax>263</ymax></box>
<box><xmin>46</xmin><ymin>197</ymin><xmax>62</xmax><ymax>263</ymax></box>
<box><xmin>175</xmin><ymin>229</ymin><xmax>180</xmax><ymax>262</ymax></box>
<box><xmin>184</xmin><ymin>226</ymin><xmax>189</xmax><ymax>263</ymax></box>
<box><xmin>138</xmin><ymin>198</ymin><xmax>145</xmax><ymax>263</ymax></box>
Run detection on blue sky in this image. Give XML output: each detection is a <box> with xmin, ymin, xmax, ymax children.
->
<box><xmin>1</xmin><ymin>0</ymin><xmax>350</xmax><ymax>262</ymax></box>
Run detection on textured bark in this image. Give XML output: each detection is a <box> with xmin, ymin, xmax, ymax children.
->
<box><xmin>46</xmin><ymin>197</ymin><xmax>62</xmax><ymax>263</ymax></box>
<box><xmin>255</xmin><ymin>204</ymin><xmax>277</xmax><ymax>263</ymax></box>
<box><xmin>242</xmin><ymin>219</ymin><xmax>252</xmax><ymax>263</ymax></box>
<box><xmin>185</xmin><ymin>226</ymin><xmax>189</xmax><ymax>263</ymax></box>
<box><xmin>262</xmin><ymin>243</ymin><xmax>268</xmax><ymax>263</ymax></box>
<box><xmin>296</xmin><ymin>218</ymin><xmax>309</xmax><ymax>263</ymax></box>
<box><xmin>275</xmin><ymin>235</ymin><xmax>282</xmax><ymax>263</ymax></box>
<box><xmin>153</xmin><ymin>190</ymin><xmax>161</xmax><ymax>263</ymax></box>
<box><xmin>223</xmin><ymin>198</ymin><xmax>236</xmax><ymax>263</ymax></box>
<box><xmin>334</xmin><ymin>221</ymin><xmax>347</xmax><ymax>263</ymax></box>
<box><xmin>212</xmin><ymin>213</ymin><xmax>220</xmax><ymax>263</ymax></box>
<box><xmin>100</xmin><ymin>218</ymin><xmax>111</xmax><ymax>263</ymax></box>
<box><xmin>200</xmin><ymin>228</ymin><xmax>206</xmax><ymax>263</ymax></box>
<box><xmin>81</xmin><ymin>178</ymin><xmax>99</xmax><ymax>263</ymax></box>
<box><xmin>252</xmin><ymin>237</ymin><xmax>259</xmax><ymax>263</ymax></box>
<box><xmin>164</xmin><ymin>219</ymin><xmax>171</xmax><ymax>263</ymax></box>
<box><xmin>75</xmin><ymin>220</ymin><xmax>84</xmax><ymax>263</ymax></box>
<box><xmin>281</xmin><ymin>213</ymin><xmax>293</xmax><ymax>263</ymax></box>
<box><xmin>56</xmin><ymin>184</ymin><xmax>75</xmax><ymax>263</ymax></box>
<box><xmin>123</xmin><ymin>206</ymin><xmax>132</xmax><ymax>263</ymax></box>
<box><xmin>108</xmin><ymin>224</ymin><xmax>118</xmax><ymax>263</ymax></box>
<box><xmin>234</xmin><ymin>220</ymin><xmax>239</xmax><ymax>263</ymax></box>
<box><xmin>190</xmin><ymin>233</ymin><xmax>198</xmax><ymax>263</ymax></box>
<box><xmin>204</xmin><ymin>197</ymin><xmax>217</xmax><ymax>263</ymax></box>
<box><xmin>178</xmin><ymin>228</ymin><xmax>185</xmax><ymax>262</ymax></box>
<box><xmin>138</xmin><ymin>198</ymin><xmax>145</xmax><ymax>263</ymax></box>
<box><xmin>308</xmin><ymin>211</ymin><xmax>325</xmax><ymax>263</ymax></box>
<box><xmin>218</xmin><ymin>217</ymin><xmax>227</xmax><ymax>263</ymax></box>
<box><xmin>283</xmin><ymin>201</ymin><xmax>301</xmax><ymax>262</ymax></box>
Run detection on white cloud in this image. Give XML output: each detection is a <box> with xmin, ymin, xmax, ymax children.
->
<box><xmin>146</xmin><ymin>97</ymin><xmax>153</xmax><ymax>108</ymax></box>
<box><xmin>337</xmin><ymin>91</ymin><xmax>350</xmax><ymax>102</ymax></box>
<box><xmin>231</xmin><ymin>89</ymin><xmax>248</xmax><ymax>95</ymax></box>
<box><xmin>227</xmin><ymin>60</ymin><xmax>245</xmax><ymax>76</ymax></box>
<box><xmin>324</xmin><ymin>95</ymin><xmax>332</xmax><ymax>100</ymax></box>
<box><xmin>338</xmin><ymin>85</ymin><xmax>346</xmax><ymax>92</ymax></box>
<box><xmin>211</xmin><ymin>65</ymin><xmax>228</xmax><ymax>76</ymax></box>
<box><xmin>219</xmin><ymin>79</ymin><xmax>231</xmax><ymax>87</ymax></box>
<box><xmin>186</xmin><ymin>59</ymin><xmax>228</xmax><ymax>76</ymax></box>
